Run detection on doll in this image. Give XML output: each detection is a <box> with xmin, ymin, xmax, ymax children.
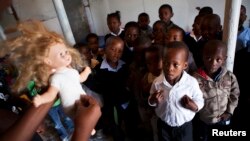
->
<box><xmin>0</xmin><ymin>20</ymin><xmax>96</xmax><ymax>135</ymax></box>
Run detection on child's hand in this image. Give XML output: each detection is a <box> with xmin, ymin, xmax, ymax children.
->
<box><xmin>33</xmin><ymin>95</ymin><xmax>43</xmax><ymax>107</ymax></box>
<box><xmin>150</xmin><ymin>90</ymin><xmax>164</xmax><ymax>105</ymax></box>
<box><xmin>181</xmin><ymin>95</ymin><xmax>198</xmax><ymax>112</ymax></box>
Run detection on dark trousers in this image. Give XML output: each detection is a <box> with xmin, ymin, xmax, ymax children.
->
<box><xmin>158</xmin><ymin>118</ymin><xmax>193</xmax><ymax>141</ymax></box>
<box><xmin>195</xmin><ymin>119</ymin><xmax>230</xmax><ymax>141</ymax></box>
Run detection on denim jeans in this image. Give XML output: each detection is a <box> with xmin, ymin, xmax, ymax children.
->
<box><xmin>48</xmin><ymin>105</ymin><xmax>74</xmax><ymax>140</ymax></box>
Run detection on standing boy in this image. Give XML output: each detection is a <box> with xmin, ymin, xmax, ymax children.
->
<box><xmin>148</xmin><ymin>41</ymin><xmax>204</xmax><ymax>141</ymax></box>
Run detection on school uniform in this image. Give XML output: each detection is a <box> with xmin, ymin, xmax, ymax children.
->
<box><xmin>149</xmin><ymin>71</ymin><xmax>204</xmax><ymax>141</ymax></box>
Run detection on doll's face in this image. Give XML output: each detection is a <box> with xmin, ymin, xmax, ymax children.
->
<box><xmin>45</xmin><ymin>43</ymin><xmax>72</xmax><ymax>70</ymax></box>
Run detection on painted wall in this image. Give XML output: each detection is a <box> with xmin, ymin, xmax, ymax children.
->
<box><xmin>1</xmin><ymin>0</ymin><xmax>250</xmax><ymax>40</ymax></box>
<box><xmin>1</xmin><ymin>0</ymin><xmax>63</xmax><ymax>36</ymax></box>
<box><xmin>90</xmin><ymin>0</ymin><xmax>250</xmax><ymax>36</ymax></box>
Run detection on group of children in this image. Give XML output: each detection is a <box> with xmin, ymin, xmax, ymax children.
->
<box><xmin>0</xmin><ymin>3</ymin><xmax>247</xmax><ymax>141</ymax></box>
<box><xmin>76</xmin><ymin>3</ymin><xmax>243</xmax><ymax>141</ymax></box>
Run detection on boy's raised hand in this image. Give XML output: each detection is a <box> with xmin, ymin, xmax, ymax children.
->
<box><xmin>150</xmin><ymin>90</ymin><xmax>164</xmax><ymax>105</ymax></box>
<box><xmin>181</xmin><ymin>95</ymin><xmax>198</xmax><ymax>112</ymax></box>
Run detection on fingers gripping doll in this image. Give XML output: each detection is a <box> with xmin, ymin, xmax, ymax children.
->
<box><xmin>0</xmin><ymin>20</ymin><xmax>95</xmax><ymax>134</ymax></box>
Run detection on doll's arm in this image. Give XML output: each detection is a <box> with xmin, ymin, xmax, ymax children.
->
<box><xmin>79</xmin><ymin>66</ymin><xmax>92</xmax><ymax>83</ymax></box>
<box><xmin>33</xmin><ymin>86</ymin><xmax>59</xmax><ymax>107</ymax></box>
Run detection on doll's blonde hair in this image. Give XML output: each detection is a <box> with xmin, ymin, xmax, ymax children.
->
<box><xmin>0</xmin><ymin>20</ymin><xmax>86</xmax><ymax>94</ymax></box>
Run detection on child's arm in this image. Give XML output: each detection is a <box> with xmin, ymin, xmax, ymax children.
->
<box><xmin>79</xmin><ymin>66</ymin><xmax>92</xmax><ymax>83</ymax></box>
<box><xmin>219</xmin><ymin>73</ymin><xmax>240</xmax><ymax>121</ymax></box>
<box><xmin>181</xmin><ymin>95</ymin><xmax>198</xmax><ymax>112</ymax></box>
<box><xmin>33</xmin><ymin>86</ymin><xmax>59</xmax><ymax>107</ymax></box>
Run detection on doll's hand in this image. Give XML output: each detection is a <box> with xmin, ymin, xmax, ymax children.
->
<box><xmin>181</xmin><ymin>95</ymin><xmax>198</xmax><ymax>112</ymax></box>
<box><xmin>85</xmin><ymin>66</ymin><xmax>92</xmax><ymax>76</ymax></box>
<box><xmin>33</xmin><ymin>95</ymin><xmax>43</xmax><ymax>107</ymax></box>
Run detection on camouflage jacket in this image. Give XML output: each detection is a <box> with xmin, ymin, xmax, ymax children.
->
<box><xmin>193</xmin><ymin>67</ymin><xmax>240</xmax><ymax>124</ymax></box>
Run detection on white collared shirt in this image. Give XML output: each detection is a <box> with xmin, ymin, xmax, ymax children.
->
<box><xmin>110</xmin><ymin>28</ymin><xmax>124</xmax><ymax>36</ymax></box>
<box><xmin>190</xmin><ymin>31</ymin><xmax>202</xmax><ymax>42</ymax></box>
<box><xmin>100</xmin><ymin>58</ymin><xmax>125</xmax><ymax>72</ymax></box>
<box><xmin>149</xmin><ymin>71</ymin><xmax>204</xmax><ymax>127</ymax></box>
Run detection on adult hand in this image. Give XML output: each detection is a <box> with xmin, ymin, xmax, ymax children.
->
<box><xmin>71</xmin><ymin>95</ymin><xmax>101</xmax><ymax>141</ymax></box>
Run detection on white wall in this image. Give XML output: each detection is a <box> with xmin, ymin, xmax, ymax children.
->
<box><xmin>12</xmin><ymin>0</ymin><xmax>63</xmax><ymax>36</ymax></box>
<box><xmin>90</xmin><ymin>0</ymin><xmax>250</xmax><ymax>36</ymax></box>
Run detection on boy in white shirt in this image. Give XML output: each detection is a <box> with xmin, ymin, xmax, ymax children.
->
<box><xmin>148</xmin><ymin>41</ymin><xmax>204</xmax><ymax>141</ymax></box>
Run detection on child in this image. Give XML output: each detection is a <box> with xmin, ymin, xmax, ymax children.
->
<box><xmin>148</xmin><ymin>41</ymin><xmax>204</xmax><ymax>141</ymax></box>
<box><xmin>194</xmin><ymin>13</ymin><xmax>222</xmax><ymax>68</ymax></box>
<box><xmin>122</xmin><ymin>21</ymin><xmax>140</xmax><ymax>65</ymax></box>
<box><xmin>140</xmin><ymin>45</ymin><xmax>163</xmax><ymax>141</ymax></box>
<box><xmin>85</xmin><ymin>33</ymin><xmax>103</xmax><ymax>63</ymax></box>
<box><xmin>138</xmin><ymin>12</ymin><xmax>153</xmax><ymax>38</ymax></box>
<box><xmin>236</xmin><ymin>5</ymin><xmax>250</xmax><ymax>52</ymax></box>
<box><xmin>128</xmin><ymin>36</ymin><xmax>152</xmax><ymax>96</ymax></box>
<box><xmin>76</xmin><ymin>43</ymin><xmax>99</xmax><ymax>69</ymax></box>
<box><xmin>158</xmin><ymin>4</ymin><xmax>179</xmax><ymax>31</ymax></box>
<box><xmin>165</xmin><ymin>26</ymin><xmax>197</xmax><ymax>74</ymax></box>
<box><xmin>184</xmin><ymin>14</ymin><xmax>204</xmax><ymax>66</ymax></box>
<box><xmin>152</xmin><ymin>20</ymin><xmax>167</xmax><ymax>45</ymax></box>
<box><xmin>198</xmin><ymin>6</ymin><xmax>213</xmax><ymax>15</ymax></box>
<box><xmin>105</xmin><ymin>11</ymin><xmax>125</xmax><ymax>42</ymax></box>
<box><xmin>193</xmin><ymin>40</ymin><xmax>240</xmax><ymax>141</ymax></box>
<box><xmin>93</xmin><ymin>36</ymin><xmax>132</xmax><ymax>141</ymax></box>
<box><xmin>164</xmin><ymin>26</ymin><xmax>185</xmax><ymax>44</ymax></box>
<box><xmin>200</xmin><ymin>14</ymin><xmax>222</xmax><ymax>41</ymax></box>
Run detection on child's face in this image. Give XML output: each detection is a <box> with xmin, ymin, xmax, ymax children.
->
<box><xmin>163</xmin><ymin>48</ymin><xmax>187</xmax><ymax>85</ymax></box>
<box><xmin>239</xmin><ymin>6</ymin><xmax>247</xmax><ymax>27</ymax></box>
<box><xmin>124</xmin><ymin>27</ymin><xmax>139</xmax><ymax>47</ymax></box>
<box><xmin>200</xmin><ymin>17</ymin><xmax>221</xmax><ymax>40</ymax></box>
<box><xmin>192</xmin><ymin>16</ymin><xmax>203</xmax><ymax>37</ymax></box>
<box><xmin>105</xmin><ymin>40</ymin><xmax>124</xmax><ymax>64</ymax></box>
<box><xmin>153</xmin><ymin>23</ymin><xmax>165</xmax><ymax>45</ymax></box>
<box><xmin>46</xmin><ymin>43</ymin><xmax>71</xmax><ymax>70</ymax></box>
<box><xmin>107</xmin><ymin>17</ymin><xmax>121</xmax><ymax>34</ymax></box>
<box><xmin>78</xmin><ymin>46</ymin><xmax>92</xmax><ymax>62</ymax></box>
<box><xmin>87</xmin><ymin>37</ymin><xmax>99</xmax><ymax>54</ymax></box>
<box><xmin>203</xmin><ymin>45</ymin><xmax>226</xmax><ymax>76</ymax></box>
<box><xmin>138</xmin><ymin>16</ymin><xmax>150</xmax><ymax>29</ymax></box>
<box><xmin>145</xmin><ymin>52</ymin><xmax>162</xmax><ymax>76</ymax></box>
<box><xmin>159</xmin><ymin>8</ymin><xmax>173</xmax><ymax>23</ymax></box>
<box><xmin>165</xmin><ymin>29</ymin><xmax>183</xmax><ymax>44</ymax></box>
